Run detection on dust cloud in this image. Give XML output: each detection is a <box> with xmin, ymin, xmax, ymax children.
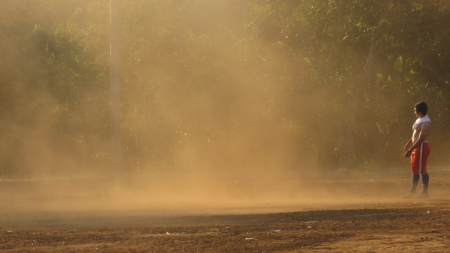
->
<box><xmin>1</xmin><ymin>0</ymin><xmax>436</xmax><ymax>222</ymax></box>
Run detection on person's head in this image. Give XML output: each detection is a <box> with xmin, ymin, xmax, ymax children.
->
<box><xmin>414</xmin><ymin>101</ymin><xmax>428</xmax><ymax>116</ymax></box>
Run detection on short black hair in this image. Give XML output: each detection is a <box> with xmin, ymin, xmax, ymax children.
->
<box><xmin>415</xmin><ymin>101</ymin><xmax>428</xmax><ymax>115</ymax></box>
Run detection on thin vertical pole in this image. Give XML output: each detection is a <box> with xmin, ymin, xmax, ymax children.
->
<box><xmin>110</xmin><ymin>0</ymin><xmax>122</xmax><ymax>171</ymax></box>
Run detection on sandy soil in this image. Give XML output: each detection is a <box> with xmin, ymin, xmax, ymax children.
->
<box><xmin>1</xmin><ymin>169</ymin><xmax>449</xmax><ymax>252</ymax></box>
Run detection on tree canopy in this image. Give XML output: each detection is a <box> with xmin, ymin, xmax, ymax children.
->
<box><xmin>1</xmin><ymin>0</ymin><xmax>449</xmax><ymax>178</ymax></box>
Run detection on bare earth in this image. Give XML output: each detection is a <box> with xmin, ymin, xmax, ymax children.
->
<box><xmin>1</xmin><ymin>169</ymin><xmax>449</xmax><ymax>252</ymax></box>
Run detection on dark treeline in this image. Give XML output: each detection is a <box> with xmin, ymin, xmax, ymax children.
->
<box><xmin>1</xmin><ymin>0</ymin><xmax>449</xmax><ymax>177</ymax></box>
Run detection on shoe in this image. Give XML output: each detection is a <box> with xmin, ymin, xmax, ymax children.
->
<box><xmin>402</xmin><ymin>192</ymin><xmax>416</xmax><ymax>198</ymax></box>
<box><xmin>416</xmin><ymin>192</ymin><xmax>429</xmax><ymax>198</ymax></box>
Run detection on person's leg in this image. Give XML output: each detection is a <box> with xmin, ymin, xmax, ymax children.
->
<box><xmin>418</xmin><ymin>143</ymin><xmax>430</xmax><ymax>197</ymax></box>
<box><xmin>409</xmin><ymin>148</ymin><xmax>420</xmax><ymax>192</ymax></box>
<box><xmin>403</xmin><ymin>147</ymin><xmax>420</xmax><ymax>198</ymax></box>
<box><xmin>410</xmin><ymin>173</ymin><xmax>420</xmax><ymax>193</ymax></box>
<box><xmin>421</xmin><ymin>173</ymin><xmax>429</xmax><ymax>194</ymax></box>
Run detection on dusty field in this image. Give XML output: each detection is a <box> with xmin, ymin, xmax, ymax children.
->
<box><xmin>1</xmin><ymin>169</ymin><xmax>450</xmax><ymax>252</ymax></box>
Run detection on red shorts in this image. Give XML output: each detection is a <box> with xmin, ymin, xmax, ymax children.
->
<box><xmin>410</xmin><ymin>142</ymin><xmax>430</xmax><ymax>174</ymax></box>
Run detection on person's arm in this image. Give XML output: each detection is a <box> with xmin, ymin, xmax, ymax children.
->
<box><xmin>404</xmin><ymin>122</ymin><xmax>431</xmax><ymax>158</ymax></box>
<box><xmin>404</xmin><ymin>139</ymin><xmax>412</xmax><ymax>151</ymax></box>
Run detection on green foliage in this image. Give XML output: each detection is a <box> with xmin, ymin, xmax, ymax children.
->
<box><xmin>246</xmin><ymin>0</ymin><xmax>449</xmax><ymax>168</ymax></box>
<box><xmin>0</xmin><ymin>0</ymin><xmax>449</xmax><ymax>177</ymax></box>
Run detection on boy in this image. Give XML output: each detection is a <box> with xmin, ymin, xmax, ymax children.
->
<box><xmin>403</xmin><ymin>102</ymin><xmax>431</xmax><ymax>198</ymax></box>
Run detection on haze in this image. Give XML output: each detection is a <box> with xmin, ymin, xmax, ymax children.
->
<box><xmin>1</xmin><ymin>0</ymin><xmax>449</xmax><ymax>215</ymax></box>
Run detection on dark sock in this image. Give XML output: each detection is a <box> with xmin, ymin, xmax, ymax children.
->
<box><xmin>410</xmin><ymin>174</ymin><xmax>420</xmax><ymax>193</ymax></box>
<box><xmin>421</xmin><ymin>173</ymin><xmax>429</xmax><ymax>194</ymax></box>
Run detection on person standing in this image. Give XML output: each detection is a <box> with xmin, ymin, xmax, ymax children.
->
<box><xmin>403</xmin><ymin>102</ymin><xmax>431</xmax><ymax>198</ymax></box>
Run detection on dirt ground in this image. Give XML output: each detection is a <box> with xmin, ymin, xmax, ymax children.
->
<box><xmin>1</xmin><ymin>168</ymin><xmax>450</xmax><ymax>252</ymax></box>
